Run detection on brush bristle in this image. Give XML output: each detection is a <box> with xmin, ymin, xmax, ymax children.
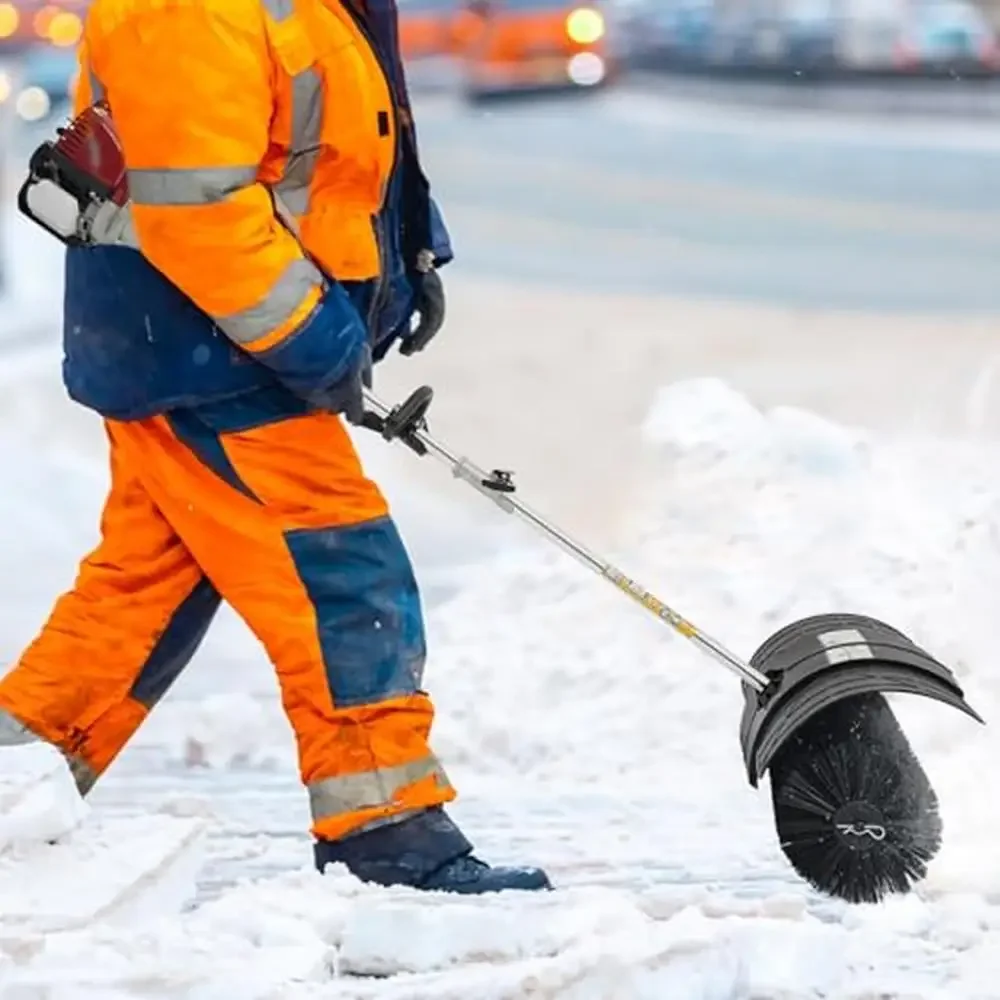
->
<box><xmin>768</xmin><ymin>692</ymin><xmax>942</xmax><ymax>904</ymax></box>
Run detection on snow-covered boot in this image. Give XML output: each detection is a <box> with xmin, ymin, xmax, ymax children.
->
<box><xmin>314</xmin><ymin>805</ymin><xmax>552</xmax><ymax>894</ymax></box>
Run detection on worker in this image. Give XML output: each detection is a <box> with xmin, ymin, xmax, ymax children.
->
<box><xmin>0</xmin><ymin>0</ymin><xmax>551</xmax><ymax>894</ymax></box>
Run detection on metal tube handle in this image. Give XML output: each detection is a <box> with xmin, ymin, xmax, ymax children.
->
<box><xmin>362</xmin><ymin>388</ymin><xmax>770</xmax><ymax>693</ymax></box>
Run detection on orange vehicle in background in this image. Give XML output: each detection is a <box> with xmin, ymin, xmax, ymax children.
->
<box><xmin>455</xmin><ymin>0</ymin><xmax>612</xmax><ymax>100</ymax></box>
<box><xmin>398</xmin><ymin>0</ymin><xmax>462</xmax><ymax>63</ymax></box>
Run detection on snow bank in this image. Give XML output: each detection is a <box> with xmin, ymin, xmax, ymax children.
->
<box><xmin>2</xmin><ymin>376</ymin><xmax>999</xmax><ymax>997</ymax></box>
<box><xmin>0</xmin><ymin>810</ymin><xmax>206</xmax><ymax>934</ymax></box>
<box><xmin>0</xmin><ymin>742</ymin><xmax>88</xmax><ymax>846</ymax></box>
<box><xmin>422</xmin><ymin>376</ymin><xmax>1000</xmax><ymax>894</ymax></box>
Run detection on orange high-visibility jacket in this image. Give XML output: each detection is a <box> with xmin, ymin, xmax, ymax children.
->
<box><xmin>64</xmin><ymin>0</ymin><xmax>452</xmax><ymax>419</ymax></box>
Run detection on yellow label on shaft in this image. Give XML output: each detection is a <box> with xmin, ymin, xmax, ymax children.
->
<box><xmin>613</xmin><ymin>573</ymin><xmax>698</xmax><ymax>638</ymax></box>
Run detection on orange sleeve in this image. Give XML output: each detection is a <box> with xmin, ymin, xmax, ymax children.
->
<box><xmin>88</xmin><ymin>1</ymin><xmax>322</xmax><ymax>351</ymax></box>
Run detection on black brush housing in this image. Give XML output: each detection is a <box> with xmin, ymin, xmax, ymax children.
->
<box><xmin>739</xmin><ymin>614</ymin><xmax>983</xmax><ymax>903</ymax></box>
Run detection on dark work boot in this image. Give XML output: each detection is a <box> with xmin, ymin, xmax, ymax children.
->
<box><xmin>313</xmin><ymin>806</ymin><xmax>552</xmax><ymax>894</ymax></box>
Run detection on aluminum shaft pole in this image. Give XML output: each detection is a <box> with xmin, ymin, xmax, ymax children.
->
<box><xmin>363</xmin><ymin>390</ymin><xmax>770</xmax><ymax>692</ymax></box>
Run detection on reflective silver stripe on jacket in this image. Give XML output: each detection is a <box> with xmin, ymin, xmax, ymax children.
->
<box><xmin>261</xmin><ymin>0</ymin><xmax>325</xmax><ymax>222</ymax></box>
<box><xmin>308</xmin><ymin>755</ymin><xmax>452</xmax><ymax>822</ymax></box>
<box><xmin>273</xmin><ymin>67</ymin><xmax>325</xmax><ymax>223</ymax></box>
<box><xmin>0</xmin><ymin>708</ymin><xmax>99</xmax><ymax>795</ymax></box>
<box><xmin>128</xmin><ymin>166</ymin><xmax>259</xmax><ymax>207</ymax></box>
<box><xmin>215</xmin><ymin>257</ymin><xmax>323</xmax><ymax>345</ymax></box>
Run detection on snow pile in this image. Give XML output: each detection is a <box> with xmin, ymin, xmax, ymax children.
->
<box><xmin>429</xmin><ymin>380</ymin><xmax>995</xmax><ymax>753</ymax></box>
<box><xmin>140</xmin><ymin>692</ymin><xmax>293</xmax><ymax>772</ymax></box>
<box><xmin>0</xmin><ymin>742</ymin><xmax>88</xmax><ymax>846</ymax></box>
<box><xmin>419</xmin><ymin>378</ymin><xmax>999</xmax><ymax>890</ymax></box>
<box><xmin>1</xmin><ymin>377</ymin><xmax>999</xmax><ymax>997</ymax></box>
<box><xmin>0</xmin><ymin>810</ymin><xmax>207</xmax><ymax>934</ymax></box>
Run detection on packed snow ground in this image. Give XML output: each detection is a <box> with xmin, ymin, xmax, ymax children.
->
<box><xmin>0</xmin><ymin>363</ymin><xmax>999</xmax><ymax>997</ymax></box>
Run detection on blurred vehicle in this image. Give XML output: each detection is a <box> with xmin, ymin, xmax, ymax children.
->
<box><xmin>837</xmin><ymin>0</ymin><xmax>916</xmax><ymax>72</ymax></box>
<box><xmin>399</xmin><ymin>0</ymin><xmax>461</xmax><ymax>60</ymax></box>
<box><xmin>399</xmin><ymin>0</ymin><xmax>463</xmax><ymax>89</ymax></box>
<box><xmin>9</xmin><ymin>42</ymin><xmax>78</xmax><ymax>122</ymax></box>
<box><xmin>603</xmin><ymin>0</ymin><xmax>998</xmax><ymax>75</ymax></box>
<box><xmin>456</xmin><ymin>0</ymin><xmax>614</xmax><ymax>99</ymax></box>
<box><xmin>702</xmin><ymin>2</ymin><xmax>791</xmax><ymax>70</ymax></box>
<box><xmin>779</xmin><ymin>0</ymin><xmax>838</xmax><ymax>73</ymax></box>
<box><xmin>622</xmin><ymin>0</ymin><xmax>838</xmax><ymax>74</ymax></box>
<box><xmin>621</xmin><ymin>0</ymin><xmax>715</xmax><ymax>67</ymax></box>
<box><xmin>903</xmin><ymin>0</ymin><xmax>1000</xmax><ymax>74</ymax></box>
<box><xmin>0</xmin><ymin>1</ymin><xmax>85</xmax><ymax>55</ymax></box>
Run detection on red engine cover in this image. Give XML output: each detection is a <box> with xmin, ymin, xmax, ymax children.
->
<box><xmin>54</xmin><ymin>101</ymin><xmax>130</xmax><ymax>206</ymax></box>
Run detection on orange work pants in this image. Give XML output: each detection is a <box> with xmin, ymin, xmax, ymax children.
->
<box><xmin>0</xmin><ymin>406</ymin><xmax>455</xmax><ymax>840</ymax></box>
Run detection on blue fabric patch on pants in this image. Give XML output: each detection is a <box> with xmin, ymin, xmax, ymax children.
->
<box><xmin>284</xmin><ymin>516</ymin><xmax>426</xmax><ymax>709</ymax></box>
<box><xmin>166</xmin><ymin>409</ymin><xmax>261</xmax><ymax>502</ymax></box>
<box><xmin>129</xmin><ymin>576</ymin><xmax>221</xmax><ymax>708</ymax></box>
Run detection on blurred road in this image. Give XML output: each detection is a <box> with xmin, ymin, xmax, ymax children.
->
<box><xmin>630</xmin><ymin>71</ymin><xmax>1000</xmax><ymax>121</ymax></box>
<box><xmin>412</xmin><ymin>87</ymin><xmax>1000</xmax><ymax>313</ymax></box>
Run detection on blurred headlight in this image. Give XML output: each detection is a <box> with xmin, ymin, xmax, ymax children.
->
<box><xmin>33</xmin><ymin>4</ymin><xmax>57</xmax><ymax>36</ymax></box>
<box><xmin>0</xmin><ymin>2</ymin><xmax>19</xmax><ymax>38</ymax></box>
<box><xmin>567</xmin><ymin>51</ymin><xmax>605</xmax><ymax>84</ymax></box>
<box><xmin>566</xmin><ymin>7</ymin><xmax>604</xmax><ymax>44</ymax></box>
<box><xmin>0</xmin><ymin>70</ymin><xmax>10</xmax><ymax>104</ymax></box>
<box><xmin>16</xmin><ymin>86</ymin><xmax>51</xmax><ymax>122</ymax></box>
<box><xmin>48</xmin><ymin>10</ymin><xmax>82</xmax><ymax>45</ymax></box>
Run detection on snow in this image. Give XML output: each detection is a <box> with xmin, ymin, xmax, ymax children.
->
<box><xmin>0</xmin><ymin>197</ymin><xmax>64</xmax><ymax>343</ymax></box>
<box><xmin>0</xmin><ymin>742</ymin><xmax>88</xmax><ymax>845</ymax></box>
<box><xmin>0</xmin><ymin>811</ymin><xmax>206</xmax><ymax>934</ymax></box>
<box><xmin>0</xmin><ymin>361</ymin><xmax>997</xmax><ymax>997</ymax></box>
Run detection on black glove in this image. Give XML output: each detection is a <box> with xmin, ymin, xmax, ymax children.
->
<box><xmin>399</xmin><ymin>269</ymin><xmax>445</xmax><ymax>357</ymax></box>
